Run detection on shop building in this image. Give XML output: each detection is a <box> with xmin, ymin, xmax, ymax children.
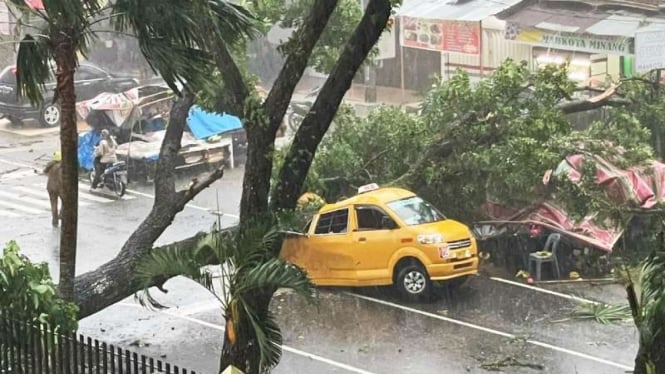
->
<box><xmin>496</xmin><ymin>0</ymin><xmax>665</xmax><ymax>85</ymax></box>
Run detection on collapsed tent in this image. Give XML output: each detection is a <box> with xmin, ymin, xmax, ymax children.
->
<box><xmin>482</xmin><ymin>153</ymin><xmax>665</xmax><ymax>252</ymax></box>
<box><xmin>78</xmin><ymin>131</ymin><xmax>102</xmax><ymax>171</ymax></box>
<box><xmin>186</xmin><ymin>106</ymin><xmax>243</xmax><ymax>140</ymax></box>
<box><xmin>76</xmin><ymin>89</ymin><xmax>140</xmax><ymax>129</ymax></box>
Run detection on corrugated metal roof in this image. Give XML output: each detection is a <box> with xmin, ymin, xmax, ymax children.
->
<box><xmin>397</xmin><ymin>0</ymin><xmax>524</xmax><ymax>21</ymax></box>
<box><xmin>586</xmin><ymin>14</ymin><xmax>665</xmax><ymax>36</ymax></box>
<box><xmin>500</xmin><ymin>2</ymin><xmax>665</xmax><ymax>36</ymax></box>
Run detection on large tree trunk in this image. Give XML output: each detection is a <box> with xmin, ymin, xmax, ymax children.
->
<box><xmin>271</xmin><ymin>0</ymin><xmax>392</xmax><ymax>211</ymax></box>
<box><xmin>239</xmin><ymin>126</ymin><xmax>275</xmax><ymax>221</ymax></box>
<box><xmin>634</xmin><ymin>345</ymin><xmax>665</xmax><ymax>374</ymax></box>
<box><xmin>238</xmin><ymin>0</ymin><xmax>340</xmax><ymax>222</ymax></box>
<box><xmin>53</xmin><ymin>33</ymin><xmax>79</xmax><ymax>301</ymax></box>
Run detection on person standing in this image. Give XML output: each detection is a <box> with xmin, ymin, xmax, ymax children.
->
<box><xmin>91</xmin><ymin>129</ymin><xmax>118</xmax><ymax>190</ymax></box>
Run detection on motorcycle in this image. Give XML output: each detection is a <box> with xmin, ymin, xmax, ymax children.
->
<box><xmin>89</xmin><ymin>161</ymin><xmax>128</xmax><ymax>197</ymax></box>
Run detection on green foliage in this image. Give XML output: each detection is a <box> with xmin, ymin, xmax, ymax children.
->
<box><xmin>626</xmin><ymin>228</ymin><xmax>665</xmax><ymax>372</ymax></box>
<box><xmin>278</xmin><ymin>0</ymin><xmax>367</xmax><ymax>73</ymax></box>
<box><xmin>0</xmin><ymin>241</ymin><xmax>78</xmax><ymax>332</ymax></box>
<box><xmin>304</xmin><ymin>60</ymin><xmax>655</xmax><ymax>223</ymax></box>
<box><xmin>14</xmin><ymin>0</ymin><xmax>257</xmax><ymax>104</ymax></box>
<box><xmin>615</xmin><ymin>75</ymin><xmax>665</xmax><ymax>159</ymax></box>
<box><xmin>134</xmin><ymin>214</ymin><xmax>316</xmax><ymax>373</ymax></box>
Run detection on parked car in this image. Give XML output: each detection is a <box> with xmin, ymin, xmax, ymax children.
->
<box><xmin>0</xmin><ymin>63</ymin><xmax>139</xmax><ymax>127</ymax></box>
<box><xmin>281</xmin><ymin>184</ymin><xmax>479</xmax><ymax>300</ymax></box>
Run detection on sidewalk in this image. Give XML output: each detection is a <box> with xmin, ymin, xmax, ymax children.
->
<box><xmin>292</xmin><ymin>74</ymin><xmax>421</xmax><ymax>106</ymax></box>
<box><xmin>0</xmin><ymin>119</ymin><xmax>90</xmax><ymax>137</ymax></box>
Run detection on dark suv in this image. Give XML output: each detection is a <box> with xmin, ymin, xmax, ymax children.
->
<box><xmin>0</xmin><ymin>63</ymin><xmax>139</xmax><ymax>127</ymax></box>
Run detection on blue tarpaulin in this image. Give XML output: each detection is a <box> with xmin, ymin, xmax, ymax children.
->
<box><xmin>187</xmin><ymin>105</ymin><xmax>242</xmax><ymax>140</ymax></box>
<box><xmin>78</xmin><ymin>131</ymin><xmax>102</xmax><ymax>171</ymax></box>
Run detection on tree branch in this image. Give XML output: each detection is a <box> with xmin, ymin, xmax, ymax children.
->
<box><xmin>555</xmin><ymin>84</ymin><xmax>632</xmax><ymax>114</ymax></box>
<box><xmin>176</xmin><ymin>166</ymin><xmax>226</xmax><ymax>208</ymax></box>
<box><xmin>72</xmin><ymin>90</ymin><xmax>229</xmax><ymax>319</ymax></box>
<box><xmin>262</xmin><ymin>0</ymin><xmax>340</xmax><ymax>133</ymax></box>
<box><xmin>555</xmin><ymin>97</ymin><xmax>632</xmax><ymax>114</ymax></box>
<box><xmin>154</xmin><ymin>89</ymin><xmax>194</xmax><ymax>201</ymax></box>
<box><xmin>208</xmin><ymin>38</ymin><xmax>249</xmax><ymax>116</ymax></box>
<box><xmin>388</xmin><ymin>111</ymin><xmax>479</xmax><ymax>187</ymax></box>
<box><xmin>271</xmin><ymin>0</ymin><xmax>392</xmax><ymax>210</ymax></box>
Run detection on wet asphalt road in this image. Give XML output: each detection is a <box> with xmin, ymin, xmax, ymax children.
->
<box><xmin>0</xmin><ymin>133</ymin><xmax>638</xmax><ymax>373</ymax></box>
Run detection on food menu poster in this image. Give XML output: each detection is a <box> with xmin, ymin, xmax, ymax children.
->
<box><xmin>400</xmin><ymin>16</ymin><xmax>481</xmax><ymax>55</ymax></box>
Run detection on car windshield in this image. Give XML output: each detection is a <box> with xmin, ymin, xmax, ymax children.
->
<box><xmin>386</xmin><ymin>196</ymin><xmax>446</xmax><ymax>226</ymax></box>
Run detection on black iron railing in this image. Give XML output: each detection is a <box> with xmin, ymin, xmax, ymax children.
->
<box><xmin>0</xmin><ymin>314</ymin><xmax>202</xmax><ymax>374</ymax></box>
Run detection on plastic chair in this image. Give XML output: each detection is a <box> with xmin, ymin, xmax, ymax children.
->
<box><xmin>528</xmin><ymin>233</ymin><xmax>561</xmax><ymax>281</ymax></box>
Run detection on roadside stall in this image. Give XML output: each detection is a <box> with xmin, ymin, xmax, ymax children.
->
<box><xmin>76</xmin><ymin>85</ymin><xmax>242</xmax><ymax>183</ymax></box>
<box><xmin>475</xmin><ymin>153</ymin><xmax>665</xmax><ymax>279</ymax></box>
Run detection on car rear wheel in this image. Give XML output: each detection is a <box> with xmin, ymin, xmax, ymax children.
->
<box><xmin>40</xmin><ymin>103</ymin><xmax>61</xmax><ymax>127</ymax></box>
<box><xmin>395</xmin><ymin>263</ymin><xmax>431</xmax><ymax>301</ymax></box>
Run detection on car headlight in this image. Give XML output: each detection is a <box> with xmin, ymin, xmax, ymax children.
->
<box><xmin>417</xmin><ymin>234</ymin><xmax>443</xmax><ymax>244</ymax></box>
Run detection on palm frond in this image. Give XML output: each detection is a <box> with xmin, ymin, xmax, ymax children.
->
<box><xmin>638</xmin><ymin>248</ymin><xmax>665</xmax><ymax>348</ymax></box>
<box><xmin>234</xmin><ymin>258</ymin><xmax>317</xmax><ymax>303</ymax></box>
<box><xmin>112</xmin><ymin>0</ymin><xmax>257</xmax><ymax>94</ymax></box>
<box><xmin>241</xmin><ymin>301</ymin><xmax>283</xmax><ymax>371</ymax></box>
<box><xmin>132</xmin><ymin>244</ymin><xmax>214</xmax><ymax>309</ymax></box>
<box><xmin>640</xmin><ymin>251</ymin><xmax>665</xmax><ymax>304</ymax></box>
<box><xmin>572</xmin><ymin>303</ymin><xmax>632</xmax><ymax>324</ymax></box>
<box><xmin>15</xmin><ymin>34</ymin><xmax>52</xmax><ymax>105</ymax></box>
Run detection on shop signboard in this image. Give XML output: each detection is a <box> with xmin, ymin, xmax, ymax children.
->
<box><xmin>400</xmin><ymin>16</ymin><xmax>481</xmax><ymax>55</ymax></box>
<box><xmin>504</xmin><ymin>22</ymin><xmax>633</xmax><ymax>55</ymax></box>
<box><xmin>635</xmin><ymin>29</ymin><xmax>665</xmax><ymax>72</ymax></box>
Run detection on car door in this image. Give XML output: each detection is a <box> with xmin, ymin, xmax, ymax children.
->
<box><xmin>75</xmin><ymin>65</ymin><xmax>109</xmax><ymax>101</ymax></box>
<box><xmin>351</xmin><ymin>205</ymin><xmax>400</xmax><ymax>282</ymax></box>
<box><xmin>306</xmin><ymin>208</ymin><xmax>356</xmax><ymax>283</ymax></box>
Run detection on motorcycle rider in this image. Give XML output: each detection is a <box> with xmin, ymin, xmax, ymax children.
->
<box><xmin>91</xmin><ymin>129</ymin><xmax>118</xmax><ymax>190</ymax></box>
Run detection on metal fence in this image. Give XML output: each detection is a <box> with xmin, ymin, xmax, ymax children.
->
<box><xmin>0</xmin><ymin>315</ymin><xmax>201</xmax><ymax>374</ymax></box>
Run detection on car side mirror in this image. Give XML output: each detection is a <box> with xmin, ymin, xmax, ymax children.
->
<box><xmin>381</xmin><ymin>217</ymin><xmax>396</xmax><ymax>230</ymax></box>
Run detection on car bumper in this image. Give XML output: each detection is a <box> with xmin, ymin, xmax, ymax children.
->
<box><xmin>0</xmin><ymin>102</ymin><xmax>39</xmax><ymax>120</ymax></box>
<box><xmin>427</xmin><ymin>257</ymin><xmax>479</xmax><ymax>281</ymax></box>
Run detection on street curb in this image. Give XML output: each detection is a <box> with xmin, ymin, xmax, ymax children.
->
<box><xmin>0</xmin><ymin>120</ymin><xmax>59</xmax><ymax>137</ymax></box>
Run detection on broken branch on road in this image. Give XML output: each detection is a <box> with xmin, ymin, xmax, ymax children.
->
<box><xmin>480</xmin><ymin>357</ymin><xmax>545</xmax><ymax>371</ymax></box>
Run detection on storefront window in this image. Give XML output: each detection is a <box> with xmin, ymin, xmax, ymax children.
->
<box><xmin>620</xmin><ymin>56</ymin><xmax>635</xmax><ymax>78</ymax></box>
<box><xmin>534</xmin><ymin>49</ymin><xmax>590</xmax><ymax>83</ymax></box>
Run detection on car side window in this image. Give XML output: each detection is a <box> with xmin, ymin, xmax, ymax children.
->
<box><xmin>355</xmin><ymin>205</ymin><xmax>396</xmax><ymax>231</ymax></box>
<box><xmin>314</xmin><ymin>209</ymin><xmax>349</xmax><ymax>235</ymax></box>
<box><xmin>77</xmin><ymin>66</ymin><xmax>106</xmax><ymax>80</ymax></box>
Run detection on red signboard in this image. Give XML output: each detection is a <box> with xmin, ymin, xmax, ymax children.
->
<box><xmin>400</xmin><ymin>16</ymin><xmax>480</xmax><ymax>55</ymax></box>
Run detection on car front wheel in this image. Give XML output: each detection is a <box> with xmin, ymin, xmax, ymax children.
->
<box><xmin>395</xmin><ymin>263</ymin><xmax>431</xmax><ymax>301</ymax></box>
<box><xmin>40</xmin><ymin>103</ymin><xmax>61</xmax><ymax>127</ymax></box>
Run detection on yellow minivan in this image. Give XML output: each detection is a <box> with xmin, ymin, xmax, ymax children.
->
<box><xmin>281</xmin><ymin>185</ymin><xmax>479</xmax><ymax>300</ymax></box>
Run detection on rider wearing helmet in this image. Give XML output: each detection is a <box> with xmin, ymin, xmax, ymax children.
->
<box><xmin>91</xmin><ymin>129</ymin><xmax>118</xmax><ymax>190</ymax></box>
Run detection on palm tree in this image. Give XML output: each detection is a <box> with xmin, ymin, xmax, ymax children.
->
<box><xmin>628</xmin><ymin>230</ymin><xmax>665</xmax><ymax>374</ymax></box>
<box><xmin>8</xmin><ymin>0</ymin><xmax>255</xmax><ymax>300</ymax></box>
<box><xmin>133</xmin><ymin>216</ymin><xmax>317</xmax><ymax>374</ymax></box>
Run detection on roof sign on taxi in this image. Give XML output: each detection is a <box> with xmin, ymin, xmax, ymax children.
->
<box><xmin>358</xmin><ymin>183</ymin><xmax>379</xmax><ymax>194</ymax></box>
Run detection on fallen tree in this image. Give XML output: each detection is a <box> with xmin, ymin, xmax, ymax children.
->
<box><xmin>68</xmin><ymin>1</ymin><xmax>392</xmax><ymax>371</ymax></box>
<box><xmin>305</xmin><ymin>61</ymin><xmax>653</xmax><ymax>223</ymax></box>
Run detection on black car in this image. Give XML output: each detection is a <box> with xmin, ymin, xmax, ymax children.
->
<box><xmin>0</xmin><ymin>63</ymin><xmax>139</xmax><ymax>127</ymax></box>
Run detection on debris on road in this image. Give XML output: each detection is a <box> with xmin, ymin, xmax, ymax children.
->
<box><xmin>480</xmin><ymin>357</ymin><xmax>545</xmax><ymax>371</ymax></box>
